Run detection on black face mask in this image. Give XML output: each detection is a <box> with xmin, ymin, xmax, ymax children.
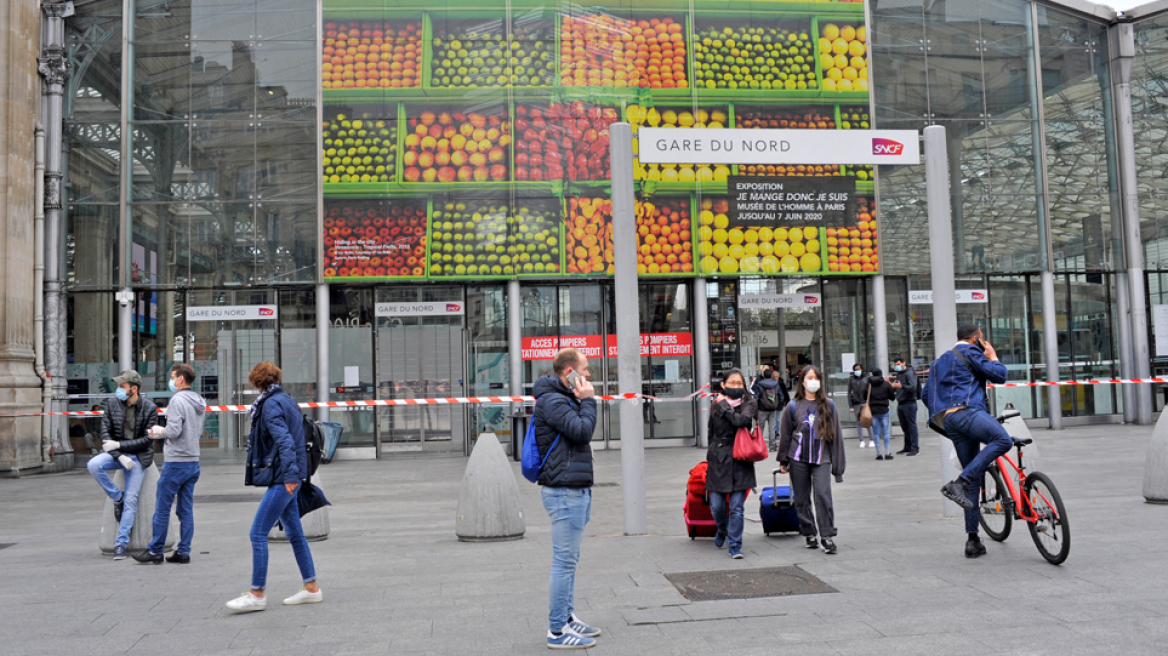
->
<box><xmin>724</xmin><ymin>387</ymin><xmax>746</xmax><ymax>400</ymax></box>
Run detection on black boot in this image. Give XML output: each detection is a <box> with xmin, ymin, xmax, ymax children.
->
<box><xmin>166</xmin><ymin>553</ymin><xmax>191</xmax><ymax>564</ymax></box>
<box><xmin>132</xmin><ymin>551</ymin><xmax>164</xmax><ymax>565</ymax></box>
<box><xmin>965</xmin><ymin>534</ymin><xmax>987</xmax><ymax>559</ymax></box>
<box><xmin>941</xmin><ymin>479</ymin><xmax>974</xmax><ymax>510</ymax></box>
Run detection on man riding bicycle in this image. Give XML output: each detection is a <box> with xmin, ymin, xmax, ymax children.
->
<box><xmin>922</xmin><ymin>323</ymin><xmax>1012</xmax><ymax>559</ymax></box>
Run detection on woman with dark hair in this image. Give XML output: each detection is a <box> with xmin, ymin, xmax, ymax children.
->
<box><xmin>705</xmin><ymin>368</ymin><xmax>758</xmax><ymax>559</ymax></box>
<box><xmin>777</xmin><ymin>365</ymin><xmax>846</xmax><ymax>554</ymax></box>
<box><xmin>226</xmin><ymin>361</ymin><xmax>322</xmax><ymax>612</ymax></box>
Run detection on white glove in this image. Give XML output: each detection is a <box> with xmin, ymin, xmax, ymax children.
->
<box><xmin>102</xmin><ymin>440</ymin><xmax>118</xmax><ymax>453</ymax></box>
<box><xmin>118</xmin><ymin>455</ymin><xmax>135</xmax><ymax>470</ymax></box>
<box><xmin>150</xmin><ymin>425</ymin><xmax>165</xmax><ymax>438</ymax></box>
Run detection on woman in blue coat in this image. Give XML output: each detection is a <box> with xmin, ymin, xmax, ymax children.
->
<box><xmin>227</xmin><ymin>361</ymin><xmax>322</xmax><ymax>612</ymax></box>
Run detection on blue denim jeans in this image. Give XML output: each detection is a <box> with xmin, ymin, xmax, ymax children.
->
<box><xmin>943</xmin><ymin>408</ymin><xmax>1014</xmax><ymax>534</ymax></box>
<box><xmin>709</xmin><ymin>490</ymin><xmax>748</xmax><ymax>551</ymax></box>
<box><xmin>871</xmin><ymin>412</ymin><xmax>892</xmax><ymax>455</ymax></box>
<box><xmin>541</xmin><ymin>486</ymin><xmax>591</xmax><ymax>633</ymax></box>
<box><xmin>148</xmin><ymin>462</ymin><xmax>200</xmax><ymax>555</ymax></box>
<box><xmin>249</xmin><ymin>483</ymin><xmax>316</xmax><ymax>591</ymax></box>
<box><xmin>87</xmin><ymin>453</ymin><xmax>144</xmax><ymax>548</ymax></box>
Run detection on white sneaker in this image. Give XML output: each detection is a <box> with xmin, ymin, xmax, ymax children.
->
<box><xmin>226</xmin><ymin>592</ymin><xmax>267</xmax><ymax>612</ymax></box>
<box><xmin>284</xmin><ymin>588</ymin><xmax>323</xmax><ymax>605</ymax></box>
<box><xmin>859</xmin><ymin>440</ymin><xmax>867</xmax><ymax>448</ymax></box>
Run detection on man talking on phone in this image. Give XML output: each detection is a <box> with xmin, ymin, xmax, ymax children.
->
<box><xmin>921</xmin><ymin>323</ymin><xmax>1011</xmax><ymax>559</ymax></box>
<box><xmin>532</xmin><ymin>348</ymin><xmax>602</xmax><ymax>649</ymax></box>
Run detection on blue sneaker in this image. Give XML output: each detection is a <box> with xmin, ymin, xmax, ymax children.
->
<box><xmin>112</xmin><ymin>545</ymin><xmax>126</xmax><ymax>560</ymax></box>
<box><xmin>729</xmin><ymin>548</ymin><xmax>744</xmax><ymax>560</ymax></box>
<box><xmin>569</xmin><ymin>614</ymin><xmax>602</xmax><ymax>638</ymax></box>
<box><xmin>714</xmin><ymin>533</ymin><xmax>726</xmax><ymax>549</ymax></box>
<box><xmin>547</xmin><ymin>626</ymin><xmax>595</xmax><ymax>650</ymax></box>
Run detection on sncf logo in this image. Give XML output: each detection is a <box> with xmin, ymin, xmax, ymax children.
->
<box><xmin>872</xmin><ymin>138</ymin><xmax>904</xmax><ymax>156</ymax></box>
<box><xmin>446</xmin><ymin>304</ymin><xmax>462</xmax><ymax>312</ymax></box>
<box><xmin>804</xmin><ymin>296</ymin><xmax>820</xmax><ymax>305</ymax></box>
<box><xmin>970</xmin><ymin>292</ymin><xmax>986</xmax><ymax>301</ymax></box>
<box><xmin>258</xmin><ymin>308</ymin><xmax>275</xmax><ymax>316</ymax></box>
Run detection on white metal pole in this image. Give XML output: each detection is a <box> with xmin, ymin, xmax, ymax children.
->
<box><xmin>693</xmin><ymin>279</ymin><xmax>710</xmax><ymax>448</ymax></box>
<box><xmin>872</xmin><ymin>275</ymin><xmax>889</xmax><ymax>374</ymax></box>
<box><xmin>316</xmin><ymin>284</ymin><xmax>330</xmax><ymax>423</ymax></box>
<box><xmin>508</xmin><ymin>279</ymin><xmax>523</xmax><ymax>458</ymax></box>
<box><xmin>611</xmin><ymin>123</ymin><xmax>647</xmax><ymax>536</ymax></box>
<box><xmin>1041</xmin><ymin>271</ymin><xmax>1062</xmax><ymax>429</ymax></box>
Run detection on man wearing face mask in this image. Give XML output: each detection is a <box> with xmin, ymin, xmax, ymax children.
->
<box><xmin>87</xmin><ymin>370</ymin><xmax>159</xmax><ymax>560</ymax></box>
<box><xmin>891</xmin><ymin>357</ymin><xmax>919</xmax><ymax>456</ymax></box>
<box><xmin>134</xmin><ymin>364</ymin><xmax>206</xmax><ymax>564</ymax></box>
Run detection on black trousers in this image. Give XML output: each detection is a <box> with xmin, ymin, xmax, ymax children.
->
<box><xmin>788</xmin><ymin>460</ymin><xmax>836</xmax><ymax>538</ymax></box>
<box><xmin>898</xmin><ymin>401</ymin><xmax>919</xmax><ymax>452</ymax></box>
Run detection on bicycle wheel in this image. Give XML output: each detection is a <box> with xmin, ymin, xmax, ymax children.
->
<box><xmin>1024</xmin><ymin>471</ymin><xmax>1070</xmax><ymax>565</ymax></box>
<box><xmin>978</xmin><ymin>465</ymin><xmax>1012</xmax><ymax>542</ymax></box>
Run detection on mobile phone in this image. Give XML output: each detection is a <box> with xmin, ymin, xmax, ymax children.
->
<box><xmin>709</xmin><ymin>377</ymin><xmax>724</xmax><ymax>394</ymax></box>
<box><xmin>566</xmin><ymin>371</ymin><xmax>581</xmax><ymax>390</ymax></box>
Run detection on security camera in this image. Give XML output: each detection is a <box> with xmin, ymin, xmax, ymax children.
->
<box><xmin>115</xmin><ymin>290</ymin><xmax>133</xmax><ymax>307</ymax></box>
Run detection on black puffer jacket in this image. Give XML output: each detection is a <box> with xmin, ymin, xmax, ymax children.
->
<box><xmin>866</xmin><ymin>375</ymin><xmax>894</xmax><ymax>415</ymax></box>
<box><xmin>533</xmin><ymin>375</ymin><xmax>596</xmax><ymax>488</ymax></box>
<box><xmin>847</xmin><ymin>374</ymin><xmax>868</xmax><ymax>406</ymax></box>
<box><xmin>99</xmin><ymin>396</ymin><xmax>159</xmax><ymax>468</ymax></box>
<box><xmin>705</xmin><ymin>395</ymin><xmax>758</xmax><ymax>494</ymax></box>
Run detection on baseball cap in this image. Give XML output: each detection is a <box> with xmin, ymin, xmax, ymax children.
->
<box><xmin>112</xmin><ymin>370</ymin><xmax>142</xmax><ymax>387</ymax></box>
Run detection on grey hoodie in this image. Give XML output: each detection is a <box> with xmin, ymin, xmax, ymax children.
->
<box><xmin>163</xmin><ymin>389</ymin><xmax>206</xmax><ymax>462</ymax></box>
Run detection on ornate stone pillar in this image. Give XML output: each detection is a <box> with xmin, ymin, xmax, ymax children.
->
<box><xmin>0</xmin><ymin>0</ymin><xmax>50</xmax><ymax>475</ymax></box>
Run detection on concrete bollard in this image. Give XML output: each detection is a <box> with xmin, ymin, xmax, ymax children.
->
<box><xmin>270</xmin><ymin>469</ymin><xmax>330</xmax><ymax>542</ymax></box>
<box><xmin>456</xmin><ymin>432</ymin><xmax>525</xmax><ymax>542</ymax></box>
<box><xmin>1143</xmin><ymin>410</ymin><xmax>1168</xmax><ymax>503</ymax></box>
<box><xmin>99</xmin><ymin>462</ymin><xmax>178</xmax><ymax>555</ymax></box>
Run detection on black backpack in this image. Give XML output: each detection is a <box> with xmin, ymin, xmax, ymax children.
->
<box><xmin>757</xmin><ymin>385</ymin><xmax>780</xmax><ymax>411</ymax></box>
<box><xmin>303</xmin><ymin>415</ymin><xmax>324</xmax><ymax>479</ymax></box>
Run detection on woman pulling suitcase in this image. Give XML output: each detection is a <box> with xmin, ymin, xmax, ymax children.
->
<box><xmin>705</xmin><ymin>368</ymin><xmax>757</xmax><ymax>559</ymax></box>
<box><xmin>777</xmin><ymin>365</ymin><xmax>847</xmax><ymax>554</ymax></box>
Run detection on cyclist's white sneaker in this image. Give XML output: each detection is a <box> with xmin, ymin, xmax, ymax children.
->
<box><xmin>284</xmin><ymin>589</ymin><xmax>323</xmax><ymax>605</ymax></box>
<box><xmin>226</xmin><ymin>592</ymin><xmax>266</xmax><ymax>612</ymax></box>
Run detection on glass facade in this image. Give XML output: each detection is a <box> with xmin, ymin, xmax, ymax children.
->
<box><xmin>58</xmin><ymin>0</ymin><xmax>1168</xmax><ymax>456</ymax></box>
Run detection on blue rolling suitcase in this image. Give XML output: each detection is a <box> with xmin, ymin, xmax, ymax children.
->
<box><xmin>760</xmin><ymin>468</ymin><xmax>800</xmax><ymax>535</ymax></box>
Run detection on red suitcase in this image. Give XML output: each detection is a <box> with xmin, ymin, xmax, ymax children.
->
<box><xmin>683</xmin><ymin>461</ymin><xmax>751</xmax><ymax>539</ymax></box>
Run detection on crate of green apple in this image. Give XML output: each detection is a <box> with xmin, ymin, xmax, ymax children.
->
<box><xmin>428</xmin><ymin>200</ymin><xmax>562</xmax><ymax>277</ymax></box>
<box><xmin>513</xmin><ymin>102</ymin><xmax>617</xmax><ymax>183</ymax></box>
<box><xmin>401</xmin><ymin>106</ymin><xmax>510</xmax><ymax>184</ymax></box>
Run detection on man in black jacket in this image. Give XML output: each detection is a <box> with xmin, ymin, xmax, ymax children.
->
<box><xmin>892</xmin><ymin>357</ymin><xmax>920</xmax><ymax>456</ymax></box>
<box><xmin>86</xmin><ymin>370</ymin><xmax>158</xmax><ymax>559</ymax></box>
<box><xmin>533</xmin><ymin>348</ymin><xmax>601</xmax><ymax>649</ymax></box>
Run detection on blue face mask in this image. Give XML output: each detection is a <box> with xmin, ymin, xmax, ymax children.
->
<box><xmin>894</xmin><ymin>365</ymin><xmax>904</xmax><ymax>372</ymax></box>
<box><xmin>115</xmin><ymin>387</ymin><xmax>129</xmax><ymax>402</ymax></box>
<box><xmin>853</xmin><ymin>370</ymin><xmax>862</xmax><ymax>377</ymax></box>
<box><xmin>168</xmin><ymin>379</ymin><xmax>179</xmax><ymax>393</ymax></box>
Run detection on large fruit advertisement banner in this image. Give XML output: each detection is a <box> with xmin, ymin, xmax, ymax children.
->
<box><xmin>320</xmin><ymin>0</ymin><xmax>875</xmax><ymax>282</ymax></box>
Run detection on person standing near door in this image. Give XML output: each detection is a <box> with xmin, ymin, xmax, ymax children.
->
<box><xmin>892</xmin><ymin>358</ymin><xmax>920</xmax><ymax>456</ymax></box>
<box><xmin>866</xmin><ymin>369</ymin><xmax>894</xmax><ymax>460</ymax></box>
<box><xmin>751</xmin><ymin>368</ymin><xmax>787</xmax><ymax>450</ymax></box>
<box><xmin>847</xmin><ymin>364</ymin><xmax>873</xmax><ymax>448</ymax></box>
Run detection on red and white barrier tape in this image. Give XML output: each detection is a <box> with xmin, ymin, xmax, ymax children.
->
<box><xmin>987</xmin><ymin>377</ymin><xmax>1168</xmax><ymax>388</ymax></box>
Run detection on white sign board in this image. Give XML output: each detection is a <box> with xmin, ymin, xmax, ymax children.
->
<box><xmin>375</xmin><ymin>302</ymin><xmax>465</xmax><ymax>317</ymax></box>
<box><xmin>738</xmin><ymin>293</ymin><xmax>822</xmax><ymax>309</ymax></box>
<box><xmin>841</xmin><ymin>352</ymin><xmax>856</xmax><ymax>374</ymax></box>
<box><xmin>638</xmin><ymin>128</ymin><xmax>921</xmax><ymax>165</ymax></box>
<box><xmin>908</xmin><ymin>290</ymin><xmax>988</xmax><ymax>305</ymax></box>
<box><xmin>1154</xmin><ymin>305</ymin><xmax>1168</xmax><ymax>356</ymax></box>
<box><xmin>344</xmin><ymin>366</ymin><xmax>361</xmax><ymax>387</ymax></box>
<box><xmin>186</xmin><ymin>305</ymin><xmax>278</xmax><ymax>322</ymax></box>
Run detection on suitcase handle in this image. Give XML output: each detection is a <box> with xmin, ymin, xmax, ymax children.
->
<box><xmin>770</xmin><ymin>468</ymin><xmax>784</xmax><ymax>508</ymax></box>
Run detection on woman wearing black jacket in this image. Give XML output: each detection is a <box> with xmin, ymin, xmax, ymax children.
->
<box><xmin>846</xmin><ymin>364</ymin><xmax>874</xmax><ymax>448</ymax></box>
<box><xmin>705</xmin><ymin>368</ymin><xmax>757</xmax><ymax>560</ymax></box>
<box><xmin>866</xmin><ymin>369</ymin><xmax>895</xmax><ymax>460</ymax></box>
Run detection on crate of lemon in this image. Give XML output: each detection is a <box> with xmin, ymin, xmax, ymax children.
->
<box><xmin>818</xmin><ymin>22</ymin><xmax>867</xmax><ymax>95</ymax></box>
<box><xmin>627</xmin><ymin>104</ymin><xmax>732</xmax><ymax>188</ymax></box>
<box><xmin>697</xmin><ymin>200</ymin><xmax>825</xmax><ymax>276</ymax></box>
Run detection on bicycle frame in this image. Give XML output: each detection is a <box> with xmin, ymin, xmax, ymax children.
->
<box><xmin>993</xmin><ymin>448</ymin><xmax>1059</xmax><ymax>524</ymax></box>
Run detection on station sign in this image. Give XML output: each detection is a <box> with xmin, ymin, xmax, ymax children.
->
<box><xmin>738</xmin><ymin>293</ymin><xmax>823</xmax><ymax>309</ymax></box>
<box><xmin>638</xmin><ymin>129</ymin><xmax>921</xmax><ymax>166</ymax></box>
<box><xmin>375</xmin><ymin>302</ymin><xmax>465</xmax><ymax>317</ymax></box>
<box><xmin>908</xmin><ymin>290</ymin><xmax>988</xmax><ymax>305</ymax></box>
<box><xmin>186</xmin><ymin>305</ymin><xmax>278</xmax><ymax>322</ymax></box>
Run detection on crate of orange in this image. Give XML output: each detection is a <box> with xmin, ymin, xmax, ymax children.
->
<box><xmin>565</xmin><ymin>196</ymin><xmax>614</xmax><ymax>275</ymax></box>
<box><xmin>323</xmin><ymin>15</ymin><xmax>424</xmax><ymax>101</ymax></box>
<box><xmin>323</xmin><ymin>198</ymin><xmax>428</xmax><ymax>280</ymax></box>
<box><xmin>559</xmin><ymin>10</ymin><xmax>690</xmax><ymax>95</ymax></box>
<box><xmin>636</xmin><ymin>198</ymin><xmax>695</xmax><ymax>276</ymax></box>
<box><xmin>826</xmin><ymin>195</ymin><xmax>878</xmax><ymax>273</ymax></box>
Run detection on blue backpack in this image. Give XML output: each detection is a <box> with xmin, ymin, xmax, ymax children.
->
<box><xmin>521</xmin><ymin>417</ymin><xmax>560</xmax><ymax>483</ymax></box>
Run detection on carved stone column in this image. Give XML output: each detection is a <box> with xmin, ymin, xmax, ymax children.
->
<box><xmin>0</xmin><ymin>0</ymin><xmax>50</xmax><ymax>475</ymax></box>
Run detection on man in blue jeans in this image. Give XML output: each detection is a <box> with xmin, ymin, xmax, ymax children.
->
<box><xmin>134</xmin><ymin>364</ymin><xmax>206</xmax><ymax>564</ymax></box>
<box><xmin>533</xmin><ymin>348</ymin><xmax>602</xmax><ymax>649</ymax></box>
<box><xmin>922</xmin><ymin>324</ymin><xmax>1012</xmax><ymax>559</ymax></box>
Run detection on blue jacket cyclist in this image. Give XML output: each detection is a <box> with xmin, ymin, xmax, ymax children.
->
<box><xmin>533</xmin><ymin>347</ymin><xmax>603</xmax><ymax>649</ymax></box>
<box><xmin>922</xmin><ymin>323</ymin><xmax>1012</xmax><ymax>559</ymax></box>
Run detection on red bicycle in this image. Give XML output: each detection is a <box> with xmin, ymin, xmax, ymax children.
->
<box><xmin>977</xmin><ymin>409</ymin><xmax>1070</xmax><ymax>565</ymax></box>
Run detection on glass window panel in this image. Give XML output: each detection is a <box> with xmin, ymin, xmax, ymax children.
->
<box><xmin>256</xmin><ymin>122</ymin><xmax>317</xmax><ymax>201</ymax></box>
<box><xmin>923</xmin><ymin>2</ymin><xmax>985</xmax><ymax>121</ymax></box>
<box><xmin>66</xmin><ymin>291</ymin><xmax>119</xmax><ymax>429</ymax></box>
<box><xmin>134</xmin><ymin>41</ymin><xmax>193</xmax><ymax>121</ymax></box>
<box><xmin>257</xmin><ymin>0</ymin><xmax>316</xmax><ymax>42</ymax></box>
<box><xmin>66</xmin><ymin>122</ymin><xmax>122</xmax><ymax>204</ymax></box>
<box><xmin>254</xmin><ymin>201</ymin><xmax>317</xmax><ymax>283</ymax></box>
<box><xmin>190</xmin><ymin>0</ymin><xmax>256</xmax><ymax>42</ymax></box>
<box><xmin>188</xmin><ymin>41</ymin><xmax>259</xmax><ymax>120</ymax></box>
<box><xmin>189</xmin><ymin>121</ymin><xmax>257</xmax><ymax>201</ymax></box>
<box><xmin>67</xmin><ymin>204</ymin><xmax>120</xmax><ymax>288</ymax></box>
<box><xmin>132</xmin><ymin>121</ymin><xmax>192</xmax><ymax>202</ymax></box>
<box><xmin>67</xmin><ymin>42</ymin><xmax>123</xmax><ymax>123</ymax></box>
<box><xmin>253</xmin><ymin>41</ymin><xmax>317</xmax><ymax>108</ymax></box>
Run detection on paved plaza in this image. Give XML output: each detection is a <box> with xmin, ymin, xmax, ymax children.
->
<box><xmin>2</xmin><ymin>423</ymin><xmax>1167</xmax><ymax>655</ymax></box>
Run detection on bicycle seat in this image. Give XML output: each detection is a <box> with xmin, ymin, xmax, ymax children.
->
<box><xmin>1012</xmin><ymin>437</ymin><xmax>1033</xmax><ymax>447</ymax></box>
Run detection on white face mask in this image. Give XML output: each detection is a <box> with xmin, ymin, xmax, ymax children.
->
<box><xmin>804</xmin><ymin>379</ymin><xmax>821</xmax><ymax>394</ymax></box>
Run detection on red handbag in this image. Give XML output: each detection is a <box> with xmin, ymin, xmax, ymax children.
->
<box><xmin>733</xmin><ymin>423</ymin><xmax>769</xmax><ymax>462</ymax></box>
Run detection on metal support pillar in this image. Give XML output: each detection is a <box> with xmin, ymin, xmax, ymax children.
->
<box><xmin>1116</xmin><ymin>272</ymin><xmax>1136</xmax><ymax>422</ymax></box>
<box><xmin>316</xmin><ymin>284</ymin><xmax>330</xmax><ymax>424</ymax></box>
<box><xmin>692</xmin><ymin>278</ymin><xmax>710</xmax><ymax>448</ymax></box>
<box><xmin>924</xmin><ymin>126</ymin><xmax>961</xmax><ymax>518</ymax></box>
<box><xmin>872</xmin><ymin>275</ymin><xmax>889</xmax><ymax>375</ymax></box>
<box><xmin>118</xmin><ymin>289</ymin><xmax>133</xmax><ymax>370</ymax></box>
<box><xmin>1041</xmin><ymin>271</ymin><xmax>1062</xmax><ymax>429</ymax></box>
<box><xmin>610</xmin><ymin>123</ymin><xmax>646</xmax><ymax>536</ymax></box>
<box><xmin>508</xmin><ymin>279</ymin><xmax>523</xmax><ymax>460</ymax></box>
<box><xmin>1110</xmin><ymin>22</ymin><xmax>1153</xmax><ymax>425</ymax></box>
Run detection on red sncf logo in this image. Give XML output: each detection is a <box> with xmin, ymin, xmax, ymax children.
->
<box><xmin>804</xmin><ymin>296</ymin><xmax>819</xmax><ymax>305</ymax></box>
<box><xmin>446</xmin><ymin>304</ymin><xmax>462</xmax><ymax>312</ymax></box>
<box><xmin>258</xmin><ymin>308</ymin><xmax>275</xmax><ymax>316</ymax></box>
<box><xmin>971</xmin><ymin>292</ymin><xmax>986</xmax><ymax>301</ymax></box>
<box><xmin>872</xmin><ymin>138</ymin><xmax>904</xmax><ymax>155</ymax></box>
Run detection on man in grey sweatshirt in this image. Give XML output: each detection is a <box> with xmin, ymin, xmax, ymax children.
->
<box><xmin>133</xmin><ymin>363</ymin><xmax>206</xmax><ymax>564</ymax></box>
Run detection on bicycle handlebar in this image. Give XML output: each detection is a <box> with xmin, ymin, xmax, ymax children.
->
<box><xmin>997</xmin><ymin>409</ymin><xmax>1021</xmax><ymax>424</ymax></box>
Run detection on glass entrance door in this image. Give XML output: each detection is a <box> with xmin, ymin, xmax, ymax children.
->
<box><xmin>376</xmin><ymin>286</ymin><xmax>468</xmax><ymax>455</ymax></box>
